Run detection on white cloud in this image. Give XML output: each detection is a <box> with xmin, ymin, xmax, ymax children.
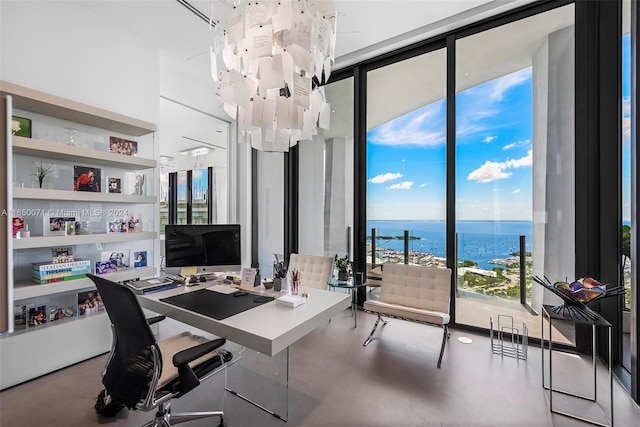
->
<box><xmin>503</xmin><ymin>139</ymin><xmax>530</xmax><ymax>150</ymax></box>
<box><xmin>420</xmin><ymin>183</ymin><xmax>427</xmax><ymax>188</ymax></box>
<box><xmin>504</xmin><ymin>150</ymin><xmax>532</xmax><ymax>168</ymax></box>
<box><xmin>512</xmin><ymin>188</ymin><xmax>520</xmax><ymax>194</ymax></box>
<box><xmin>489</xmin><ymin>68</ymin><xmax>531</xmax><ymax>102</ymax></box>
<box><xmin>467</xmin><ymin>150</ymin><xmax>532</xmax><ymax>183</ymax></box>
<box><xmin>468</xmin><ymin>161</ymin><xmax>511</xmax><ymax>183</ymax></box>
<box><xmin>368</xmin><ymin>101</ymin><xmax>446</xmax><ymax>147</ymax></box>
<box><xmin>369</xmin><ymin>172</ymin><xmax>402</xmax><ymax>184</ymax></box>
<box><xmin>483</xmin><ymin>136</ymin><xmax>497</xmax><ymax>143</ymax></box>
<box><xmin>386</xmin><ymin>181</ymin><xmax>413</xmax><ymax>190</ymax></box>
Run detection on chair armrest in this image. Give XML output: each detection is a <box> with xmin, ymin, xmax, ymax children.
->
<box><xmin>146</xmin><ymin>315</ymin><xmax>166</xmax><ymax>326</ymax></box>
<box><xmin>172</xmin><ymin>338</ymin><xmax>226</xmax><ymax>368</ymax></box>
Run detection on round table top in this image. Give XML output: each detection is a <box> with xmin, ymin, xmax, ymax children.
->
<box><xmin>327</xmin><ymin>277</ymin><xmax>367</xmax><ymax>289</ymax></box>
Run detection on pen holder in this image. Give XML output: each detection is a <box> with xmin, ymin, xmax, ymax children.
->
<box><xmin>292</xmin><ymin>280</ymin><xmax>300</xmax><ymax>295</ymax></box>
<box><xmin>273</xmin><ymin>277</ymin><xmax>287</xmax><ymax>292</ymax></box>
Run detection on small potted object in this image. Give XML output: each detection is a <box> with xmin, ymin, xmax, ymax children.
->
<box><xmin>334</xmin><ymin>254</ymin><xmax>351</xmax><ymax>281</ymax></box>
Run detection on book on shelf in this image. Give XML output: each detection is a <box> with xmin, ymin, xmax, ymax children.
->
<box><xmin>31</xmin><ymin>273</ymin><xmax>90</xmax><ymax>285</ymax></box>
<box><xmin>32</xmin><ymin>258</ymin><xmax>91</xmax><ymax>271</ymax></box>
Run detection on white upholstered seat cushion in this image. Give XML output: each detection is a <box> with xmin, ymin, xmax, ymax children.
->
<box><xmin>287</xmin><ymin>253</ymin><xmax>334</xmax><ymax>289</ymax></box>
<box><xmin>156</xmin><ymin>332</ymin><xmax>217</xmax><ymax>388</ymax></box>
<box><xmin>364</xmin><ymin>263</ymin><xmax>451</xmax><ymax>325</ymax></box>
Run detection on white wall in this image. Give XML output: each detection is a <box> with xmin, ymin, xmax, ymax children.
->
<box><xmin>0</xmin><ymin>1</ymin><xmax>159</xmax><ymax>124</ymax></box>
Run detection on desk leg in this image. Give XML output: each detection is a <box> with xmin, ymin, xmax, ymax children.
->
<box><xmin>224</xmin><ymin>344</ymin><xmax>289</xmax><ymax>422</ymax></box>
<box><xmin>351</xmin><ymin>289</ymin><xmax>357</xmax><ymax>328</ymax></box>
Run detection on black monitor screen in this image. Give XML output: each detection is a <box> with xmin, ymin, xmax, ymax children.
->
<box><xmin>164</xmin><ymin>224</ymin><xmax>241</xmax><ymax>272</ymax></box>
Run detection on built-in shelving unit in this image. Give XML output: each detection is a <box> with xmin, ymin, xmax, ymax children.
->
<box><xmin>0</xmin><ymin>80</ymin><xmax>159</xmax><ymax>390</ymax></box>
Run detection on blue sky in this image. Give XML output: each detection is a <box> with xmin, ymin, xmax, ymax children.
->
<box><xmin>367</xmin><ymin>68</ymin><xmax>533</xmax><ymax>221</ymax></box>
<box><xmin>368</xmin><ymin>38</ymin><xmax>632</xmax><ymax>223</ymax></box>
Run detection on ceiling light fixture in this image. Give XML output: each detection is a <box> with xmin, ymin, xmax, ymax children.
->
<box><xmin>211</xmin><ymin>0</ymin><xmax>337</xmax><ymax>152</ymax></box>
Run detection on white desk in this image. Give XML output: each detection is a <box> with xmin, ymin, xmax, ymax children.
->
<box><xmin>139</xmin><ymin>285</ymin><xmax>350</xmax><ymax>355</ymax></box>
<box><xmin>138</xmin><ymin>285</ymin><xmax>351</xmax><ymax>421</ymax></box>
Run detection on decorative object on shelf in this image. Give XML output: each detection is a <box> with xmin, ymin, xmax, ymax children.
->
<box><xmin>109</xmin><ymin>136</ymin><xmax>138</xmax><ymax>156</ymax></box>
<box><xmin>73</xmin><ymin>165</ymin><xmax>101</xmax><ymax>192</ymax></box>
<box><xmin>75</xmin><ymin>220</ymin><xmax>92</xmax><ymax>235</ymax></box>
<box><xmin>212</xmin><ymin>0</ymin><xmax>337</xmax><ymax>152</ymax></box>
<box><xmin>44</xmin><ymin>216</ymin><xmax>76</xmax><ymax>236</ymax></box>
<box><xmin>533</xmin><ymin>275</ymin><xmax>626</xmax><ymax>320</ymax></box>
<box><xmin>11</xmin><ymin>115</ymin><xmax>31</xmax><ymax>137</ymax></box>
<box><xmin>27</xmin><ymin>305</ymin><xmax>47</xmax><ymax>326</ymax></box>
<box><xmin>107</xmin><ymin>177</ymin><xmax>122</xmax><ymax>193</ymax></box>
<box><xmin>133</xmin><ymin>251</ymin><xmax>147</xmax><ymax>268</ymax></box>
<box><xmin>64</xmin><ymin>127</ymin><xmax>78</xmax><ymax>146</ymax></box>
<box><xmin>32</xmin><ymin>258</ymin><xmax>91</xmax><ymax>284</ymax></box>
<box><xmin>31</xmin><ymin>160</ymin><xmax>54</xmax><ymax>188</ymax></box>
<box><xmin>334</xmin><ymin>254</ymin><xmax>350</xmax><ymax>281</ymax></box>
<box><xmin>107</xmin><ymin>219</ymin><xmax>128</xmax><ymax>233</ymax></box>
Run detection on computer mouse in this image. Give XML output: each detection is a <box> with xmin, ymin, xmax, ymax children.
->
<box><xmin>199</xmin><ymin>276</ymin><xmax>207</xmax><ymax>282</ymax></box>
<box><xmin>233</xmin><ymin>291</ymin><xmax>249</xmax><ymax>297</ymax></box>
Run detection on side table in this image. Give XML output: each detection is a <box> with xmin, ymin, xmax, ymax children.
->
<box><xmin>327</xmin><ymin>277</ymin><xmax>367</xmax><ymax>327</ymax></box>
<box><xmin>541</xmin><ymin>304</ymin><xmax>613</xmax><ymax>426</ymax></box>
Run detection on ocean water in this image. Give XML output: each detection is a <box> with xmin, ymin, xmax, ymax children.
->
<box><xmin>367</xmin><ymin>220</ymin><xmax>533</xmax><ymax>270</ymax></box>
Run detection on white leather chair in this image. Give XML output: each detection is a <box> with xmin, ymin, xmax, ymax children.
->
<box><xmin>363</xmin><ymin>263</ymin><xmax>452</xmax><ymax>368</ymax></box>
<box><xmin>287</xmin><ymin>253</ymin><xmax>334</xmax><ymax>289</ymax></box>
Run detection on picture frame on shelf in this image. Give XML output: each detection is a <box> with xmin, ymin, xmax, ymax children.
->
<box><xmin>107</xmin><ymin>177</ymin><xmax>122</xmax><ymax>193</ymax></box>
<box><xmin>95</xmin><ymin>260</ymin><xmax>117</xmax><ymax>275</ymax></box>
<box><xmin>109</xmin><ymin>136</ymin><xmax>138</xmax><ymax>156</ymax></box>
<box><xmin>51</xmin><ymin>247</ymin><xmax>73</xmax><ymax>263</ymax></box>
<box><xmin>73</xmin><ymin>165</ymin><xmax>101</xmax><ymax>192</ymax></box>
<box><xmin>77</xmin><ymin>291</ymin><xmax>104</xmax><ymax>316</ymax></box>
<box><xmin>12</xmin><ymin>216</ymin><xmax>24</xmax><ymax>237</ymax></box>
<box><xmin>44</xmin><ymin>216</ymin><xmax>76</xmax><ymax>236</ymax></box>
<box><xmin>65</xmin><ymin>221</ymin><xmax>76</xmax><ymax>236</ymax></box>
<box><xmin>11</xmin><ymin>115</ymin><xmax>31</xmax><ymax>138</ymax></box>
<box><xmin>107</xmin><ymin>220</ymin><xmax>128</xmax><ymax>233</ymax></box>
<box><xmin>134</xmin><ymin>251</ymin><xmax>147</xmax><ymax>268</ymax></box>
<box><xmin>101</xmin><ymin>250</ymin><xmax>130</xmax><ymax>268</ymax></box>
<box><xmin>27</xmin><ymin>305</ymin><xmax>47</xmax><ymax>327</ymax></box>
<box><xmin>123</xmin><ymin>172</ymin><xmax>146</xmax><ymax>195</ymax></box>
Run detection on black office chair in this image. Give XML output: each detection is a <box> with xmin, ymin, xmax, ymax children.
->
<box><xmin>87</xmin><ymin>274</ymin><xmax>232</xmax><ymax>427</ymax></box>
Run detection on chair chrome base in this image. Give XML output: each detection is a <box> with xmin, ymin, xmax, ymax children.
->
<box><xmin>362</xmin><ymin>313</ymin><xmax>450</xmax><ymax>368</ymax></box>
<box><xmin>362</xmin><ymin>313</ymin><xmax>388</xmax><ymax>347</ymax></box>
<box><xmin>142</xmin><ymin>402</ymin><xmax>226</xmax><ymax>427</ymax></box>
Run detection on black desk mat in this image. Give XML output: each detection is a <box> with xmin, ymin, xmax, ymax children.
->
<box><xmin>160</xmin><ymin>289</ymin><xmax>274</xmax><ymax>320</ymax></box>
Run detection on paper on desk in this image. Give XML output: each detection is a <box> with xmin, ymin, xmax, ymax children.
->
<box><xmin>207</xmin><ymin>284</ymin><xmax>238</xmax><ymax>294</ymax></box>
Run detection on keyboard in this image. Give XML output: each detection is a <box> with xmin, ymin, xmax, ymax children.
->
<box><xmin>127</xmin><ymin>277</ymin><xmax>177</xmax><ymax>294</ymax></box>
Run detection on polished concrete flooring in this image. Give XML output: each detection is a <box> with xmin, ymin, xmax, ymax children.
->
<box><xmin>1</xmin><ymin>307</ymin><xmax>639</xmax><ymax>427</ymax></box>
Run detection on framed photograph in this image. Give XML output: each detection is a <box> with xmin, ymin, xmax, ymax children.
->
<box><xmin>73</xmin><ymin>165</ymin><xmax>101</xmax><ymax>192</ymax></box>
<box><xmin>123</xmin><ymin>172</ymin><xmax>146</xmax><ymax>195</ymax></box>
<box><xmin>44</xmin><ymin>216</ymin><xmax>75</xmax><ymax>236</ymax></box>
<box><xmin>107</xmin><ymin>220</ymin><xmax>128</xmax><ymax>233</ymax></box>
<box><xmin>28</xmin><ymin>305</ymin><xmax>47</xmax><ymax>326</ymax></box>
<box><xmin>126</xmin><ymin>214</ymin><xmax>142</xmax><ymax>232</ymax></box>
<box><xmin>65</xmin><ymin>221</ymin><xmax>76</xmax><ymax>236</ymax></box>
<box><xmin>77</xmin><ymin>290</ymin><xmax>103</xmax><ymax>316</ymax></box>
<box><xmin>13</xmin><ymin>303</ymin><xmax>30</xmax><ymax>327</ymax></box>
<box><xmin>133</xmin><ymin>251</ymin><xmax>147</xmax><ymax>268</ymax></box>
<box><xmin>12</xmin><ymin>216</ymin><xmax>24</xmax><ymax>237</ymax></box>
<box><xmin>95</xmin><ymin>260</ymin><xmax>117</xmax><ymax>274</ymax></box>
<box><xmin>107</xmin><ymin>177</ymin><xmax>121</xmax><ymax>193</ymax></box>
<box><xmin>109</xmin><ymin>136</ymin><xmax>138</xmax><ymax>156</ymax></box>
<box><xmin>11</xmin><ymin>116</ymin><xmax>31</xmax><ymax>138</ymax></box>
<box><xmin>101</xmin><ymin>250</ymin><xmax>130</xmax><ymax>268</ymax></box>
<box><xmin>52</xmin><ymin>247</ymin><xmax>73</xmax><ymax>263</ymax></box>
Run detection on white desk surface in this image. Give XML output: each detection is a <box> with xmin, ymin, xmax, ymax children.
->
<box><xmin>139</xmin><ymin>285</ymin><xmax>351</xmax><ymax>356</ymax></box>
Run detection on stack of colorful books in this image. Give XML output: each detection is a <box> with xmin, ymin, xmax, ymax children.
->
<box><xmin>31</xmin><ymin>259</ymin><xmax>91</xmax><ymax>284</ymax></box>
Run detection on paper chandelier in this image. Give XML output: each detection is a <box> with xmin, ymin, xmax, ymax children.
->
<box><xmin>212</xmin><ymin>0</ymin><xmax>336</xmax><ymax>152</ymax></box>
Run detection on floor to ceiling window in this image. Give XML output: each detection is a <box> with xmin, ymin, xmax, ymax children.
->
<box><xmin>366</xmin><ymin>48</ymin><xmax>447</xmax><ymax>271</ymax></box>
<box><xmin>622</xmin><ymin>0</ymin><xmax>632</xmax><ymax>373</ymax></box>
<box><xmin>454</xmin><ymin>5</ymin><xmax>575</xmax><ymax>342</ymax></box>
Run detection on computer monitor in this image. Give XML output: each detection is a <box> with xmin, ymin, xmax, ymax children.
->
<box><xmin>164</xmin><ymin>224</ymin><xmax>241</xmax><ymax>274</ymax></box>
